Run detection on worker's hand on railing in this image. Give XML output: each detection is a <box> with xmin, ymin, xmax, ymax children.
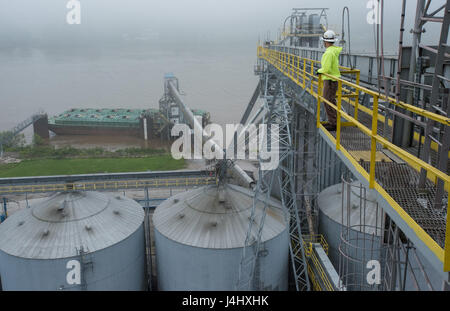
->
<box><xmin>315</xmin><ymin>69</ymin><xmax>322</xmax><ymax>76</ymax></box>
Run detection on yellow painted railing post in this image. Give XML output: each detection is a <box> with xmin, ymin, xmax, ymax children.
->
<box><xmin>445</xmin><ymin>187</ymin><xmax>450</xmax><ymax>271</ymax></box>
<box><xmin>370</xmin><ymin>95</ymin><xmax>379</xmax><ymax>188</ymax></box>
<box><xmin>303</xmin><ymin>59</ymin><xmax>307</xmax><ymax>88</ymax></box>
<box><xmin>354</xmin><ymin>71</ymin><xmax>360</xmax><ymax>120</ymax></box>
<box><xmin>336</xmin><ymin>80</ymin><xmax>342</xmax><ymax>151</ymax></box>
<box><xmin>292</xmin><ymin>55</ymin><xmax>295</xmax><ymax>77</ymax></box>
<box><xmin>288</xmin><ymin>54</ymin><xmax>294</xmax><ymax>75</ymax></box>
<box><xmin>310</xmin><ymin>61</ymin><xmax>314</xmax><ymax>93</ymax></box>
<box><xmin>286</xmin><ymin>54</ymin><xmax>289</xmax><ymax>72</ymax></box>
<box><xmin>288</xmin><ymin>54</ymin><xmax>291</xmax><ymax>75</ymax></box>
<box><xmin>317</xmin><ymin>75</ymin><xmax>323</xmax><ymax>128</ymax></box>
<box><xmin>289</xmin><ymin>54</ymin><xmax>292</xmax><ymax>75</ymax></box>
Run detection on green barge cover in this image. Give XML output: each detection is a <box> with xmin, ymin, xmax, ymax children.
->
<box><xmin>48</xmin><ymin>108</ymin><xmax>210</xmax><ymax>128</ymax></box>
<box><xmin>48</xmin><ymin>108</ymin><xmax>157</xmax><ymax>128</ymax></box>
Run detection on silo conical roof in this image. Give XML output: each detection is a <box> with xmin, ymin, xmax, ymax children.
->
<box><xmin>318</xmin><ymin>183</ymin><xmax>382</xmax><ymax>235</ymax></box>
<box><xmin>153</xmin><ymin>184</ymin><xmax>286</xmax><ymax>249</ymax></box>
<box><xmin>0</xmin><ymin>191</ymin><xmax>144</xmax><ymax>259</ymax></box>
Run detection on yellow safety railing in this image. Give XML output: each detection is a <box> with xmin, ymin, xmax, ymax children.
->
<box><xmin>0</xmin><ymin>177</ymin><xmax>217</xmax><ymax>195</ymax></box>
<box><xmin>303</xmin><ymin>234</ymin><xmax>329</xmax><ymax>255</ymax></box>
<box><xmin>258</xmin><ymin>46</ymin><xmax>450</xmax><ymax>272</ymax></box>
<box><xmin>303</xmin><ymin>235</ymin><xmax>334</xmax><ymax>291</ymax></box>
<box><xmin>307</xmin><ymin>264</ymin><xmax>322</xmax><ymax>291</ymax></box>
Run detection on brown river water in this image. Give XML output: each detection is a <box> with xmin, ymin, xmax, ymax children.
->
<box><xmin>0</xmin><ymin>42</ymin><xmax>259</xmax><ymax>149</ymax></box>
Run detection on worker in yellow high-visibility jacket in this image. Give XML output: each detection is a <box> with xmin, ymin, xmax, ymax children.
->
<box><xmin>317</xmin><ymin>30</ymin><xmax>342</xmax><ymax>132</ymax></box>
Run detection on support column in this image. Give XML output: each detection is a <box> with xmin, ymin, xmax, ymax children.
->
<box><xmin>33</xmin><ymin>115</ymin><xmax>49</xmax><ymax>139</ymax></box>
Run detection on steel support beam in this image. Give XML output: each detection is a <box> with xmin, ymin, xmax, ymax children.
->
<box><xmin>236</xmin><ymin>74</ymin><xmax>310</xmax><ymax>291</ymax></box>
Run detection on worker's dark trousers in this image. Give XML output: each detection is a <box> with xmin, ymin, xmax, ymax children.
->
<box><xmin>323</xmin><ymin>80</ymin><xmax>338</xmax><ymax>126</ymax></box>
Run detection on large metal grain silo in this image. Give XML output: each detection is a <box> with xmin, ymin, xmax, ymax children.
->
<box><xmin>318</xmin><ymin>182</ymin><xmax>383</xmax><ymax>268</ymax></box>
<box><xmin>0</xmin><ymin>191</ymin><xmax>146</xmax><ymax>291</ymax></box>
<box><xmin>318</xmin><ymin>181</ymin><xmax>444</xmax><ymax>291</ymax></box>
<box><xmin>318</xmin><ymin>181</ymin><xmax>384</xmax><ymax>290</ymax></box>
<box><xmin>153</xmin><ymin>184</ymin><xmax>289</xmax><ymax>291</ymax></box>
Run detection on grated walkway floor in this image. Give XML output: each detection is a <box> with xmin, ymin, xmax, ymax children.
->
<box><xmin>331</xmin><ymin>101</ymin><xmax>449</xmax><ymax>248</ymax></box>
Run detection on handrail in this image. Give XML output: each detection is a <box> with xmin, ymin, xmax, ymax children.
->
<box><xmin>0</xmin><ymin>177</ymin><xmax>217</xmax><ymax>195</ymax></box>
<box><xmin>303</xmin><ymin>235</ymin><xmax>334</xmax><ymax>291</ymax></box>
<box><xmin>258</xmin><ymin>46</ymin><xmax>450</xmax><ymax>126</ymax></box>
<box><xmin>257</xmin><ymin>45</ymin><xmax>450</xmax><ymax>272</ymax></box>
<box><xmin>320</xmin><ymin>71</ymin><xmax>450</xmax><ymax>126</ymax></box>
<box><xmin>258</xmin><ymin>46</ymin><xmax>450</xmax><ymax>185</ymax></box>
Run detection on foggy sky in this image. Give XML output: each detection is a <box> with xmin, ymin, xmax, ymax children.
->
<box><xmin>0</xmin><ymin>0</ymin><xmax>444</xmax><ymax>53</ymax></box>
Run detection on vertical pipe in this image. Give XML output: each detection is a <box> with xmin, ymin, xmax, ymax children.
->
<box><xmin>419</xmin><ymin>0</ymin><xmax>450</xmax><ymax>188</ymax></box>
<box><xmin>3</xmin><ymin>197</ymin><xmax>7</xmax><ymax>218</ymax></box>
<box><xmin>143</xmin><ymin>118</ymin><xmax>148</xmax><ymax>141</ymax></box>
<box><xmin>380</xmin><ymin>0</ymin><xmax>393</xmax><ymax>141</ymax></box>
<box><xmin>400</xmin><ymin>0</ymin><xmax>426</xmax><ymax>147</ymax></box>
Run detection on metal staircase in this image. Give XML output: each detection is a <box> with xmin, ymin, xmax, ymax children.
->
<box><xmin>0</xmin><ymin>112</ymin><xmax>47</xmax><ymax>156</ymax></box>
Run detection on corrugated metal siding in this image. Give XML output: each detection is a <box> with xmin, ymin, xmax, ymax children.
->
<box><xmin>318</xmin><ymin>135</ymin><xmax>349</xmax><ymax>191</ymax></box>
<box><xmin>155</xmin><ymin>228</ymin><xmax>289</xmax><ymax>291</ymax></box>
<box><xmin>0</xmin><ymin>225</ymin><xmax>146</xmax><ymax>291</ymax></box>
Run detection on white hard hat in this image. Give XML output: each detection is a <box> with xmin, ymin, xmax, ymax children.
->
<box><xmin>322</xmin><ymin>30</ymin><xmax>338</xmax><ymax>43</ymax></box>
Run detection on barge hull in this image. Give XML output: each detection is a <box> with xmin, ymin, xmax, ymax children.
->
<box><xmin>48</xmin><ymin>125</ymin><xmax>142</xmax><ymax>137</ymax></box>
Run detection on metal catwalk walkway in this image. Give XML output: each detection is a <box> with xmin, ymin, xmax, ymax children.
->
<box><xmin>257</xmin><ymin>46</ymin><xmax>450</xmax><ymax>274</ymax></box>
<box><xmin>0</xmin><ymin>170</ymin><xmax>216</xmax><ymax>195</ymax></box>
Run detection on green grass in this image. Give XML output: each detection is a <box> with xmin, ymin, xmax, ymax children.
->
<box><xmin>0</xmin><ymin>155</ymin><xmax>185</xmax><ymax>178</ymax></box>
